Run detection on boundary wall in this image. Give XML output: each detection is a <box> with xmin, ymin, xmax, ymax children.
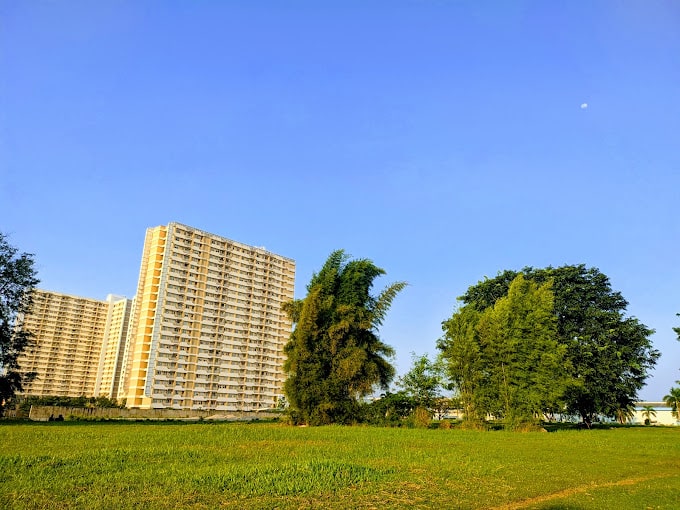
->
<box><xmin>28</xmin><ymin>405</ymin><xmax>280</xmax><ymax>421</ymax></box>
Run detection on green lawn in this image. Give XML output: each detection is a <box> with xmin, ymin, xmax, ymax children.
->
<box><xmin>1</xmin><ymin>421</ymin><xmax>678</xmax><ymax>509</ymax></box>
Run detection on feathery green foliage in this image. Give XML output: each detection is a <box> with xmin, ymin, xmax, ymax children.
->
<box><xmin>614</xmin><ymin>403</ymin><xmax>635</xmax><ymax>424</ymax></box>
<box><xmin>663</xmin><ymin>385</ymin><xmax>680</xmax><ymax>420</ymax></box>
<box><xmin>283</xmin><ymin>250</ymin><xmax>406</xmax><ymax>425</ymax></box>
<box><xmin>440</xmin><ymin>274</ymin><xmax>566</xmax><ymax>429</ymax></box>
<box><xmin>641</xmin><ymin>405</ymin><xmax>657</xmax><ymax>425</ymax></box>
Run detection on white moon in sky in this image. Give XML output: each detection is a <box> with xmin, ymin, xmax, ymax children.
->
<box><xmin>580</xmin><ymin>103</ymin><xmax>588</xmax><ymax>109</ymax></box>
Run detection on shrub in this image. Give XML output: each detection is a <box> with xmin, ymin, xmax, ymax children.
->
<box><xmin>408</xmin><ymin>407</ymin><xmax>431</xmax><ymax>428</ymax></box>
<box><xmin>460</xmin><ymin>419</ymin><xmax>488</xmax><ymax>431</ymax></box>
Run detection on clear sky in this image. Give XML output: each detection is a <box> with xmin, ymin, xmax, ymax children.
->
<box><xmin>2</xmin><ymin>1</ymin><xmax>678</xmax><ymax>400</ymax></box>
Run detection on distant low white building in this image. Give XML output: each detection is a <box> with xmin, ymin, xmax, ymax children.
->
<box><xmin>632</xmin><ymin>402</ymin><xmax>678</xmax><ymax>426</ymax></box>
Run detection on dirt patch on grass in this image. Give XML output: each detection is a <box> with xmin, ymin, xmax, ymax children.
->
<box><xmin>492</xmin><ymin>473</ymin><xmax>673</xmax><ymax>509</ymax></box>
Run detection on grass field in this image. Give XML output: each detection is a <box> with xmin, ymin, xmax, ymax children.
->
<box><xmin>1</xmin><ymin>421</ymin><xmax>678</xmax><ymax>509</ymax></box>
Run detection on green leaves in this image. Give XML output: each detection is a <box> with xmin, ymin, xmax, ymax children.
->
<box><xmin>443</xmin><ymin>264</ymin><xmax>659</xmax><ymax>427</ymax></box>
<box><xmin>441</xmin><ymin>274</ymin><xmax>565</xmax><ymax>429</ymax></box>
<box><xmin>283</xmin><ymin>250</ymin><xmax>405</xmax><ymax>425</ymax></box>
<box><xmin>397</xmin><ymin>353</ymin><xmax>443</xmax><ymax>409</ymax></box>
<box><xmin>0</xmin><ymin>232</ymin><xmax>40</xmax><ymax>416</ymax></box>
<box><xmin>663</xmin><ymin>385</ymin><xmax>680</xmax><ymax>419</ymax></box>
<box><xmin>372</xmin><ymin>281</ymin><xmax>408</xmax><ymax>329</ymax></box>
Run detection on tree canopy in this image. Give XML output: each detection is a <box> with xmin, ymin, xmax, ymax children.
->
<box><xmin>283</xmin><ymin>250</ymin><xmax>406</xmax><ymax>425</ymax></box>
<box><xmin>0</xmin><ymin>232</ymin><xmax>39</xmax><ymax>416</ymax></box>
<box><xmin>439</xmin><ymin>274</ymin><xmax>567</xmax><ymax>429</ymax></box>
<box><xmin>441</xmin><ymin>265</ymin><xmax>659</xmax><ymax>427</ymax></box>
<box><xmin>397</xmin><ymin>353</ymin><xmax>444</xmax><ymax>410</ymax></box>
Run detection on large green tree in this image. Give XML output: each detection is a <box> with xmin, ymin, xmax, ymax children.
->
<box><xmin>456</xmin><ymin>264</ymin><xmax>659</xmax><ymax>426</ymax></box>
<box><xmin>0</xmin><ymin>233</ymin><xmax>39</xmax><ymax>416</ymax></box>
<box><xmin>439</xmin><ymin>274</ymin><xmax>566</xmax><ymax>429</ymax></box>
<box><xmin>283</xmin><ymin>250</ymin><xmax>406</xmax><ymax>425</ymax></box>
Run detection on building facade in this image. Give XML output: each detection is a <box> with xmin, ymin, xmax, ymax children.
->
<box><xmin>633</xmin><ymin>402</ymin><xmax>679</xmax><ymax>426</ymax></box>
<box><xmin>17</xmin><ymin>291</ymin><xmax>131</xmax><ymax>397</ymax></box>
<box><xmin>120</xmin><ymin>222</ymin><xmax>295</xmax><ymax>411</ymax></box>
<box><xmin>93</xmin><ymin>295</ymin><xmax>134</xmax><ymax>398</ymax></box>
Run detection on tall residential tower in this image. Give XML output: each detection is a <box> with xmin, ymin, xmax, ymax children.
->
<box><xmin>93</xmin><ymin>295</ymin><xmax>134</xmax><ymax>398</ymax></box>
<box><xmin>121</xmin><ymin>223</ymin><xmax>295</xmax><ymax>411</ymax></box>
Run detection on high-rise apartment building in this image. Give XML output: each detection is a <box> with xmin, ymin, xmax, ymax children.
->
<box><xmin>17</xmin><ymin>291</ymin><xmax>131</xmax><ymax>397</ymax></box>
<box><xmin>93</xmin><ymin>295</ymin><xmax>134</xmax><ymax>398</ymax></box>
<box><xmin>120</xmin><ymin>222</ymin><xmax>295</xmax><ymax>411</ymax></box>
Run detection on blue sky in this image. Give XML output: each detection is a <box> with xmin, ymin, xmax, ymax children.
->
<box><xmin>2</xmin><ymin>1</ymin><xmax>678</xmax><ymax>400</ymax></box>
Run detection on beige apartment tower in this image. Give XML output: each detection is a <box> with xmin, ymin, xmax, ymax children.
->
<box><xmin>121</xmin><ymin>223</ymin><xmax>295</xmax><ymax>411</ymax></box>
<box><xmin>94</xmin><ymin>295</ymin><xmax>134</xmax><ymax>398</ymax></box>
<box><xmin>17</xmin><ymin>291</ymin><xmax>131</xmax><ymax>397</ymax></box>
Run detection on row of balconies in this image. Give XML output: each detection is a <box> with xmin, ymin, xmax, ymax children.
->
<box><xmin>174</xmin><ymin>272</ymin><xmax>290</xmax><ymax>292</ymax></box>
<box><xmin>152</xmin><ymin>376</ymin><xmax>281</xmax><ymax>390</ymax></box>
<box><xmin>151</xmin><ymin>388</ymin><xmax>279</xmax><ymax>401</ymax></box>
<box><xmin>153</xmin><ymin>371</ymin><xmax>282</xmax><ymax>384</ymax></box>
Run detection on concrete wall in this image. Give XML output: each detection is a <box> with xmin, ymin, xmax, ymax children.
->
<box><xmin>28</xmin><ymin>405</ymin><xmax>280</xmax><ymax>422</ymax></box>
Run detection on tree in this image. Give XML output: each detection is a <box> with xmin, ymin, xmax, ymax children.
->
<box><xmin>479</xmin><ymin>275</ymin><xmax>566</xmax><ymax>429</ymax></box>
<box><xmin>438</xmin><ymin>305</ymin><xmax>485</xmax><ymax>424</ymax></box>
<box><xmin>439</xmin><ymin>274</ymin><xmax>567</xmax><ymax>429</ymax></box>
<box><xmin>674</xmin><ymin>314</ymin><xmax>680</xmax><ymax>341</ymax></box>
<box><xmin>283</xmin><ymin>250</ymin><xmax>406</xmax><ymax>425</ymax></box>
<box><xmin>641</xmin><ymin>405</ymin><xmax>657</xmax><ymax>425</ymax></box>
<box><xmin>0</xmin><ymin>233</ymin><xmax>39</xmax><ymax>416</ymax></box>
<box><xmin>361</xmin><ymin>391</ymin><xmax>415</xmax><ymax>426</ymax></box>
<box><xmin>663</xmin><ymin>384</ymin><xmax>680</xmax><ymax>420</ymax></box>
<box><xmin>457</xmin><ymin>264</ymin><xmax>659</xmax><ymax>427</ymax></box>
<box><xmin>397</xmin><ymin>353</ymin><xmax>443</xmax><ymax>410</ymax></box>
<box><xmin>614</xmin><ymin>404</ymin><xmax>635</xmax><ymax>425</ymax></box>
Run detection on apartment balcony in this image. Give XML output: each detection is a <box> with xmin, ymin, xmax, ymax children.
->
<box><xmin>154</xmin><ymin>356</ymin><xmax>177</xmax><ymax>365</ymax></box>
<box><xmin>165</xmin><ymin>296</ymin><xmax>183</xmax><ymax>306</ymax></box>
<box><xmin>161</xmin><ymin>319</ymin><xmax>180</xmax><ymax>329</ymax></box>
<box><xmin>194</xmin><ymin>353</ymin><xmax>210</xmax><ymax>369</ymax></box>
